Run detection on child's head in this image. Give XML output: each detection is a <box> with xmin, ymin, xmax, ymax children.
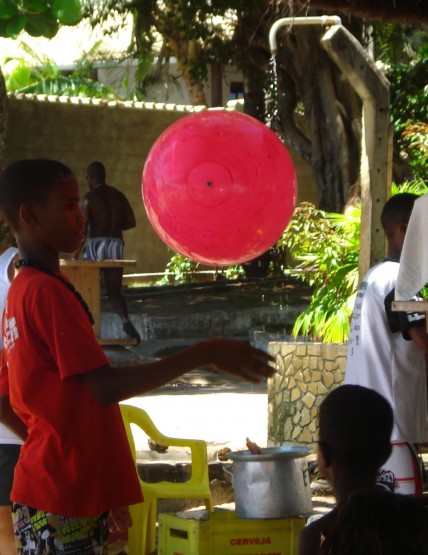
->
<box><xmin>85</xmin><ymin>161</ymin><xmax>106</xmax><ymax>188</ymax></box>
<box><xmin>0</xmin><ymin>159</ymin><xmax>74</xmax><ymax>231</ymax></box>
<box><xmin>0</xmin><ymin>159</ymin><xmax>84</xmax><ymax>256</ymax></box>
<box><xmin>380</xmin><ymin>192</ymin><xmax>418</xmax><ymax>241</ymax></box>
<box><xmin>318</xmin><ymin>385</ymin><xmax>393</xmax><ymax>481</ymax></box>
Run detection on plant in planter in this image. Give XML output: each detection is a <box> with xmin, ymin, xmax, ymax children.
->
<box><xmin>157</xmin><ymin>249</ymin><xmax>246</xmax><ymax>285</ymax></box>
<box><xmin>277</xmin><ymin>202</ymin><xmax>360</xmax><ymax>343</ymax></box>
<box><xmin>157</xmin><ymin>250</ymin><xmax>200</xmax><ymax>284</ymax></box>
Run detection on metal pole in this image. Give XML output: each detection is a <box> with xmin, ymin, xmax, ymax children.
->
<box><xmin>269</xmin><ymin>15</ymin><xmax>342</xmax><ymax>55</ymax></box>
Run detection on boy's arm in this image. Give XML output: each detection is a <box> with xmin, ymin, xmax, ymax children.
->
<box><xmin>0</xmin><ymin>353</ymin><xmax>26</xmax><ymax>439</ymax></box>
<box><xmin>408</xmin><ymin>326</ymin><xmax>428</xmax><ymax>354</ymax></box>
<box><xmin>72</xmin><ymin>196</ymin><xmax>89</xmax><ymax>259</ymax></box>
<box><xmin>297</xmin><ymin>511</ymin><xmax>337</xmax><ymax>555</ymax></box>
<box><xmin>121</xmin><ymin>197</ymin><xmax>136</xmax><ymax>231</ymax></box>
<box><xmin>80</xmin><ymin>337</ymin><xmax>275</xmax><ymax>405</ymax></box>
<box><xmin>0</xmin><ymin>395</ymin><xmax>27</xmax><ymax>441</ymax></box>
<box><xmin>385</xmin><ymin>289</ymin><xmax>428</xmax><ymax>353</ymax></box>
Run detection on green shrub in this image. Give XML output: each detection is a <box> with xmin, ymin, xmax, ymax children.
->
<box><xmin>277</xmin><ymin>202</ymin><xmax>360</xmax><ymax>342</ymax></box>
<box><xmin>281</xmin><ymin>180</ymin><xmax>428</xmax><ymax>342</ymax></box>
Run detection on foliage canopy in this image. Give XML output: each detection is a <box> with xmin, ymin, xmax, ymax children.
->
<box><xmin>0</xmin><ymin>0</ymin><xmax>81</xmax><ymax>39</ymax></box>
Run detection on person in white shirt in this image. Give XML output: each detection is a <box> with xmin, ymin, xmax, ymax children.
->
<box><xmin>0</xmin><ymin>243</ymin><xmax>26</xmax><ymax>555</ymax></box>
<box><xmin>396</xmin><ymin>193</ymin><xmax>428</xmax><ymax>301</ymax></box>
<box><xmin>346</xmin><ymin>193</ymin><xmax>428</xmax><ymax>494</ymax></box>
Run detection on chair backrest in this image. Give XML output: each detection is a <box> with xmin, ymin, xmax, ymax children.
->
<box><xmin>120</xmin><ymin>404</ymin><xmax>210</xmax><ymax>485</ymax></box>
<box><xmin>120</xmin><ymin>404</ymin><xmax>138</xmax><ymax>459</ymax></box>
<box><xmin>121</xmin><ymin>404</ymin><xmax>213</xmax><ymax>555</ymax></box>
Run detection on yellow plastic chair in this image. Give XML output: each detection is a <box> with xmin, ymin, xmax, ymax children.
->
<box><xmin>120</xmin><ymin>404</ymin><xmax>213</xmax><ymax>555</ymax></box>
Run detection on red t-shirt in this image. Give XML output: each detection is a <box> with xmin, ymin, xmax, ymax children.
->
<box><xmin>0</xmin><ymin>268</ymin><xmax>143</xmax><ymax>516</ymax></box>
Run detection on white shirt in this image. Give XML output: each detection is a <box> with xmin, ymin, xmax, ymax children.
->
<box><xmin>0</xmin><ymin>247</ymin><xmax>22</xmax><ymax>445</ymax></box>
<box><xmin>396</xmin><ymin>194</ymin><xmax>428</xmax><ymax>300</ymax></box>
<box><xmin>346</xmin><ymin>260</ymin><xmax>428</xmax><ymax>443</ymax></box>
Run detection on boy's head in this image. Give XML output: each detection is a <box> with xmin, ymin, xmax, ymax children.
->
<box><xmin>85</xmin><ymin>161</ymin><xmax>106</xmax><ymax>188</ymax></box>
<box><xmin>318</xmin><ymin>385</ymin><xmax>393</xmax><ymax>479</ymax></box>
<box><xmin>0</xmin><ymin>159</ymin><xmax>73</xmax><ymax>231</ymax></box>
<box><xmin>380</xmin><ymin>193</ymin><xmax>418</xmax><ymax>241</ymax></box>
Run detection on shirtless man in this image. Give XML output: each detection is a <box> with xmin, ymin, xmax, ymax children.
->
<box><xmin>80</xmin><ymin>161</ymin><xmax>141</xmax><ymax>343</ymax></box>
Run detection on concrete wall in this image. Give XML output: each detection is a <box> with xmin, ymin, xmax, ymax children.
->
<box><xmin>5</xmin><ymin>94</ymin><xmax>317</xmax><ymax>273</ymax></box>
<box><xmin>268</xmin><ymin>341</ymin><xmax>347</xmax><ymax>448</ymax></box>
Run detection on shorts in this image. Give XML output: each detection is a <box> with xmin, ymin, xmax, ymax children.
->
<box><xmin>0</xmin><ymin>444</ymin><xmax>21</xmax><ymax>505</ymax></box>
<box><xmin>83</xmin><ymin>238</ymin><xmax>123</xmax><ymax>261</ymax></box>
<box><xmin>12</xmin><ymin>503</ymin><xmax>109</xmax><ymax>555</ymax></box>
<box><xmin>377</xmin><ymin>442</ymin><xmax>423</xmax><ymax>494</ymax></box>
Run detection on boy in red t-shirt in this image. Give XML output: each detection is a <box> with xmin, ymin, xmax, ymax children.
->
<box><xmin>0</xmin><ymin>159</ymin><xmax>274</xmax><ymax>554</ymax></box>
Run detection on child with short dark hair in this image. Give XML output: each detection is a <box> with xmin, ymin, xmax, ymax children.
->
<box><xmin>0</xmin><ymin>159</ymin><xmax>275</xmax><ymax>554</ymax></box>
<box><xmin>297</xmin><ymin>384</ymin><xmax>394</xmax><ymax>555</ymax></box>
<box><xmin>319</xmin><ymin>488</ymin><xmax>428</xmax><ymax>555</ymax></box>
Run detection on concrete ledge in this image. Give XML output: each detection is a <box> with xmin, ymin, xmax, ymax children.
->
<box><xmin>100</xmin><ymin>304</ymin><xmax>307</xmax><ymax>342</ymax></box>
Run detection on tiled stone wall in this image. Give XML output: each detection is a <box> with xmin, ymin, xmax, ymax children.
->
<box><xmin>267</xmin><ymin>341</ymin><xmax>347</xmax><ymax>448</ymax></box>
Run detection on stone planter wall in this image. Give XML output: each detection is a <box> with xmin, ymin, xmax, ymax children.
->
<box><xmin>268</xmin><ymin>341</ymin><xmax>347</xmax><ymax>448</ymax></box>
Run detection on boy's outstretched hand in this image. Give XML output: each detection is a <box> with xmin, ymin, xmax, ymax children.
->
<box><xmin>82</xmin><ymin>337</ymin><xmax>276</xmax><ymax>405</ymax></box>
<box><xmin>203</xmin><ymin>338</ymin><xmax>276</xmax><ymax>382</ymax></box>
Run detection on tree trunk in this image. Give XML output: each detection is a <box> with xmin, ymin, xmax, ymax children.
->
<box><xmin>162</xmin><ymin>34</ymin><xmax>207</xmax><ymax>106</ymax></box>
<box><xmin>233</xmin><ymin>8</ymin><xmax>277</xmax><ymax>277</ymax></box>
<box><xmin>274</xmin><ymin>27</ymin><xmax>362</xmax><ymax>212</ymax></box>
<box><xmin>133</xmin><ymin>2</ymin><xmax>207</xmax><ymax>106</ymax></box>
<box><xmin>232</xmin><ymin>7</ymin><xmax>363</xmax><ymax>213</ymax></box>
<box><xmin>0</xmin><ymin>67</ymin><xmax>7</xmax><ymax>172</ymax></box>
<box><xmin>0</xmin><ymin>67</ymin><xmax>14</xmax><ymax>245</ymax></box>
<box><xmin>233</xmin><ymin>6</ymin><xmax>271</xmax><ymax>120</ymax></box>
<box><xmin>175</xmin><ymin>54</ymin><xmax>207</xmax><ymax>106</ymax></box>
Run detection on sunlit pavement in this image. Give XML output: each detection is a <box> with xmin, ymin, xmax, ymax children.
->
<box><xmin>124</xmin><ymin>388</ymin><xmax>269</xmax><ymax>460</ymax></box>
<box><xmin>104</xmin><ymin>340</ymin><xmax>271</xmax><ymax>459</ymax></box>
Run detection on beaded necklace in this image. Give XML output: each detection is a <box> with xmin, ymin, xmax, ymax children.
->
<box><xmin>15</xmin><ymin>259</ymin><xmax>95</xmax><ymax>325</ymax></box>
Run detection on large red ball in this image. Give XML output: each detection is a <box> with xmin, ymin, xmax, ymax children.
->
<box><xmin>142</xmin><ymin>110</ymin><xmax>297</xmax><ymax>266</ymax></box>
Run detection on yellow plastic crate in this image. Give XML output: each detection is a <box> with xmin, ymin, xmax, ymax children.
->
<box><xmin>158</xmin><ymin>511</ymin><xmax>305</xmax><ymax>555</ymax></box>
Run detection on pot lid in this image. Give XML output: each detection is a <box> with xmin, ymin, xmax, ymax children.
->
<box><xmin>227</xmin><ymin>445</ymin><xmax>312</xmax><ymax>462</ymax></box>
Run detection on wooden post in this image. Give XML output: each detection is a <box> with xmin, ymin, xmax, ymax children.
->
<box><xmin>210</xmin><ymin>63</ymin><xmax>223</xmax><ymax>107</ymax></box>
<box><xmin>321</xmin><ymin>25</ymin><xmax>392</xmax><ymax>281</ymax></box>
<box><xmin>60</xmin><ymin>259</ymin><xmax>137</xmax><ymax>345</ymax></box>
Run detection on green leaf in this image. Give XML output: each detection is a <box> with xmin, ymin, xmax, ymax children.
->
<box><xmin>22</xmin><ymin>0</ymin><xmax>48</xmax><ymax>13</ymax></box>
<box><xmin>51</xmin><ymin>0</ymin><xmax>82</xmax><ymax>25</ymax></box>
<box><xmin>25</xmin><ymin>11</ymin><xmax>59</xmax><ymax>37</ymax></box>
<box><xmin>6</xmin><ymin>14</ymin><xmax>26</xmax><ymax>38</ymax></box>
<box><xmin>22</xmin><ymin>0</ymin><xmax>47</xmax><ymax>11</ymax></box>
<box><xmin>0</xmin><ymin>0</ymin><xmax>18</xmax><ymax>20</ymax></box>
<box><xmin>4</xmin><ymin>59</ymin><xmax>35</xmax><ymax>90</ymax></box>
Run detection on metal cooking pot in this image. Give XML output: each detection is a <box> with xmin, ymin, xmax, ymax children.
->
<box><xmin>227</xmin><ymin>445</ymin><xmax>313</xmax><ymax>519</ymax></box>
